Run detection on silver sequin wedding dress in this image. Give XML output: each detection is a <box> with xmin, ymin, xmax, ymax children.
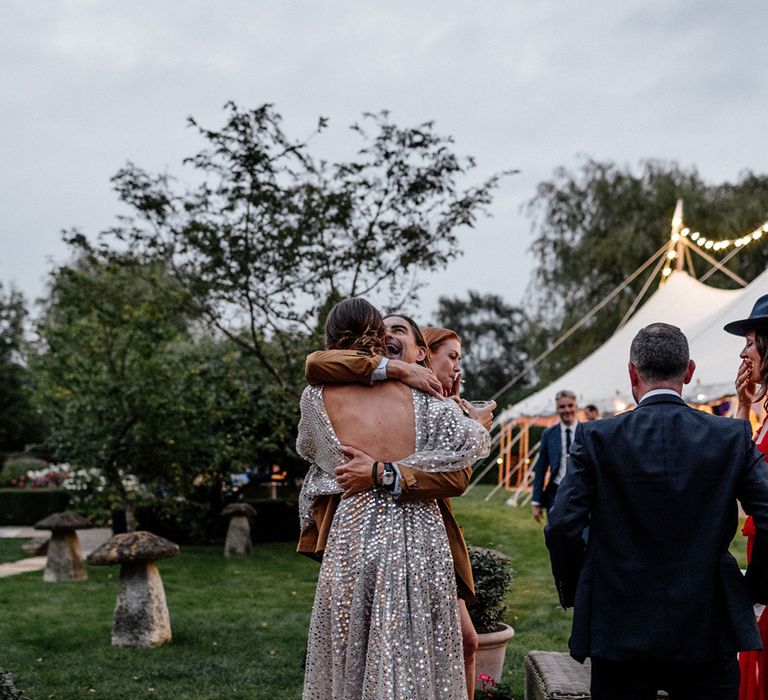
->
<box><xmin>298</xmin><ymin>385</ymin><xmax>490</xmax><ymax>700</ymax></box>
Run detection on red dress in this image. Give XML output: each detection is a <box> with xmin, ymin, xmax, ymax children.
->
<box><xmin>740</xmin><ymin>416</ymin><xmax>768</xmax><ymax>700</ymax></box>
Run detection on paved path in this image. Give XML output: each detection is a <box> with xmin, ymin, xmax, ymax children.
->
<box><xmin>0</xmin><ymin>527</ymin><xmax>112</xmax><ymax>578</ymax></box>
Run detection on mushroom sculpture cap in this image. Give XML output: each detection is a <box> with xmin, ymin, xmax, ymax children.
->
<box><xmin>220</xmin><ymin>503</ymin><xmax>257</xmax><ymax>518</ymax></box>
<box><xmin>35</xmin><ymin>511</ymin><xmax>94</xmax><ymax>532</ymax></box>
<box><xmin>87</xmin><ymin>531</ymin><xmax>179</xmax><ymax>566</ymax></box>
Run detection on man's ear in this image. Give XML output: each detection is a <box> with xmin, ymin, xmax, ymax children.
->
<box><xmin>628</xmin><ymin>361</ymin><xmax>639</xmax><ymax>387</ymax></box>
<box><xmin>683</xmin><ymin>359</ymin><xmax>696</xmax><ymax>385</ymax></box>
<box><xmin>416</xmin><ymin>346</ymin><xmax>427</xmax><ymax>364</ymax></box>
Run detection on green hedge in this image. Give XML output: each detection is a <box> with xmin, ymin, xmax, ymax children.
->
<box><xmin>133</xmin><ymin>498</ymin><xmax>299</xmax><ymax>545</ymax></box>
<box><xmin>0</xmin><ymin>489</ymin><xmax>70</xmax><ymax>526</ymax></box>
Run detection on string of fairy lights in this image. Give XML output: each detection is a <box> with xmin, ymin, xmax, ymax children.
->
<box><xmin>661</xmin><ymin>207</ymin><xmax>768</xmax><ymax>279</ymax></box>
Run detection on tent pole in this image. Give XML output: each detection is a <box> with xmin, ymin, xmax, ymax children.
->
<box><xmin>700</xmin><ymin>245</ymin><xmax>742</xmax><ymax>283</ymax></box>
<box><xmin>684</xmin><ymin>244</ymin><xmax>696</xmax><ymax>277</ymax></box>
<box><xmin>485</xmin><ymin>438</ymin><xmax>541</xmax><ymax>502</ymax></box>
<box><xmin>683</xmin><ymin>238</ymin><xmax>747</xmax><ymax>287</ymax></box>
<box><xmin>466</xmin><ymin>422</ymin><xmax>524</xmax><ymax>495</ymax></box>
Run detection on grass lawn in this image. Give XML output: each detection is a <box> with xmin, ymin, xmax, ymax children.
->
<box><xmin>0</xmin><ymin>486</ymin><xmax>750</xmax><ymax>699</ymax></box>
<box><xmin>0</xmin><ymin>539</ymin><xmax>32</xmax><ymax>564</ymax></box>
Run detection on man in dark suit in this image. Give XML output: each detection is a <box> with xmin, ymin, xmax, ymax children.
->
<box><xmin>532</xmin><ymin>389</ymin><xmax>578</xmax><ymax>522</ymax></box>
<box><xmin>545</xmin><ymin>322</ymin><xmax>768</xmax><ymax>699</ymax></box>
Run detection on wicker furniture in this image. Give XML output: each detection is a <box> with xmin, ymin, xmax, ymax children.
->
<box><xmin>524</xmin><ymin>651</ymin><xmax>668</xmax><ymax>700</ymax></box>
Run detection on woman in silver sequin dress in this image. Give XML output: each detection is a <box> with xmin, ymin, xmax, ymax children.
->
<box><xmin>298</xmin><ymin>298</ymin><xmax>490</xmax><ymax>700</ymax></box>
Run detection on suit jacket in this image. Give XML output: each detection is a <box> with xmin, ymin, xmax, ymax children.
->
<box><xmin>545</xmin><ymin>393</ymin><xmax>768</xmax><ymax>663</ymax></box>
<box><xmin>305</xmin><ymin>349</ymin><xmax>381</xmax><ymax>385</ymax></box>
<box><xmin>300</xmin><ymin>349</ymin><xmax>476</xmax><ymax>603</ymax></box>
<box><xmin>532</xmin><ymin>423</ymin><xmax>567</xmax><ymax>508</ymax></box>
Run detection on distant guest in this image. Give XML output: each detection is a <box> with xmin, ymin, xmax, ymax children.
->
<box><xmin>584</xmin><ymin>404</ymin><xmax>600</xmax><ymax>421</ymax></box>
<box><xmin>531</xmin><ymin>389</ymin><xmax>578</xmax><ymax>523</ymax></box>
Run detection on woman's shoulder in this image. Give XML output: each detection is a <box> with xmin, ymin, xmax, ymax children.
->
<box><xmin>301</xmin><ymin>384</ymin><xmax>322</xmax><ymax>398</ymax></box>
<box><xmin>300</xmin><ymin>384</ymin><xmax>324</xmax><ymax>410</ymax></box>
<box><xmin>411</xmin><ymin>389</ymin><xmax>464</xmax><ymax>414</ymax></box>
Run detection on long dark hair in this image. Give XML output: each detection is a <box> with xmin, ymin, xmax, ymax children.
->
<box><xmin>383</xmin><ymin>313</ymin><xmax>431</xmax><ymax>368</ymax></box>
<box><xmin>754</xmin><ymin>330</ymin><xmax>768</xmax><ymax>407</ymax></box>
<box><xmin>325</xmin><ymin>298</ymin><xmax>385</xmax><ymax>353</ymax></box>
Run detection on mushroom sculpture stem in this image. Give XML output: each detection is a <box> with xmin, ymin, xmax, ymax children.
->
<box><xmin>45</xmin><ymin>532</ymin><xmax>86</xmax><ymax>582</ymax></box>
<box><xmin>34</xmin><ymin>511</ymin><xmax>93</xmax><ymax>582</ymax></box>
<box><xmin>87</xmin><ymin>531</ymin><xmax>179</xmax><ymax>648</ymax></box>
<box><xmin>113</xmin><ymin>562</ymin><xmax>171</xmax><ymax>648</ymax></box>
<box><xmin>221</xmin><ymin>503</ymin><xmax>257</xmax><ymax>558</ymax></box>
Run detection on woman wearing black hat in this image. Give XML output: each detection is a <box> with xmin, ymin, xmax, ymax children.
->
<box><xmin>724</xmin><ymin>293</ymin><xmax>768</xmax><ymax>700</ymax></box>
<box><xmin>725</xmin><ymin>295</ymin><xmax>768</xmax><ymax>427</ymax></box>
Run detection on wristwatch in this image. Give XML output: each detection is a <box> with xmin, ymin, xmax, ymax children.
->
<box><xmin>381</xmin><ymin>462</ymin><xmax>397</xmax><ymax>488</ymax></box>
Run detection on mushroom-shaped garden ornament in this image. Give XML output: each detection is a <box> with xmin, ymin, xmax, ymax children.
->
<box><xmin>221</xmin><ymin>502</ymin><xmax>257</xmax><ymax>557</ymax></box>
<box><xmin>34</xmin><ymin>511</ymin><xmax>93</xmax><ymax>582</ymax></box>
<box><xmin>87</xmin><ymin>531</ymin><xmax>179</xmax><ymax>647</ymax></box>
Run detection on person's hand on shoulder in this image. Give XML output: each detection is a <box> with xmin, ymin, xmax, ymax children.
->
<box><xmin>386</xmin><ymin>360</ymin><xmax>444</xmax><ymax>399</ymax></box>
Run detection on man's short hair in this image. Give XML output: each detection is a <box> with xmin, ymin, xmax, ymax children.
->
<box><xmin>555</xmin><ymin>389</ymin><xmax>577</xmax><ymax>402</ymax></box>
<box><xmin>630</xmin><ymin>323</ymin><xmax>690</xmax><ymax>382</ymax></box>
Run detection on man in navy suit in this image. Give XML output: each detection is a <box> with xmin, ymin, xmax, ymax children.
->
<box><xmin>532</xmin><ymin>389</ymin><xmax>579</xmax><ymax>522</ymax></box>
<box><xmin>546</xmin><ymin>323</ymin><xmax>768</xmax><ymax>699</ymax></box>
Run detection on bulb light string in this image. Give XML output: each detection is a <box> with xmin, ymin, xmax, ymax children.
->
<box><xmin>661</xmin><ymin>215</ymin><xmax>768</xmax><ymax>279</ymax></box>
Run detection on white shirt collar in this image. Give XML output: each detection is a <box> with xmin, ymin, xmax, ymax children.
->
<box><xmin>560</xmin><ymin>420</ymin><xmax>577</xmax><ymax>431</ymax></box>
<box><xmin>638</xmin><ymin>388</ymin><xmax>682</xmax><ymax>403</ymax></box>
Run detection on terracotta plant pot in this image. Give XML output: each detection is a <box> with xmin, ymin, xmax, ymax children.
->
<box><xmin>475</xmin><ymin>623</ymin><xmax>515</xmax><ymax>682</ymax></box>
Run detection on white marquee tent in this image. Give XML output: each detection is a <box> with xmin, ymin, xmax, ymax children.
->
<box><xmin>500</xmin><ymin>267</ymin><xmax>768</xmax><ymax>420</ymax></box>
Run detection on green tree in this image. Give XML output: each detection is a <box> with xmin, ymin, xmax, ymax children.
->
<box><xmin>435</xmin><ymin>291</ymin><xmax>530</xmax><ymax>404</ymax></box>
<box><xmin>33</xmin><ymin>241</ymin><xmax>198</xmax><ymax>505</ymax></box>
<box><xmin>32</xmin><ymin>238</ymin><xmax>309</xmax><ymax>517</ymax></box>
<box><xmin>0</xmin><ymin>284</ymin><xmax>42</xmax><ymax>454</ymax></box>
<box><xmin>526</xmin><ymin>159</ymin><xmax>768</xmax><ymax>382</ymax></box>
<box><xmin>101</xmin><ymin>102</ymin><xmax>511</xmax><ymax>389</ymax></box>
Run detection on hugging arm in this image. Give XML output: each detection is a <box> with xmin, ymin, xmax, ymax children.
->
<box><xmin>335</xmin><ymin>445</ymin><xmax>472</xmax><ymax>500</ymax></box>
<box><xmin>305</xmin><ymin>350</ymin><xmax>443</xmax><ymax>398</ymax></box>
<box><xmin>305</xmin><ymin>350</ymin><xmax>381</xmax><ymax>385</ymax></box>
<box><xmin>336</xmin><ymin>400</ymin><xmax>488</xmax><ymax>498</ymax></box>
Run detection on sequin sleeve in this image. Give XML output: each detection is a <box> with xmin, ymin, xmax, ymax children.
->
<box><xmin>296</xmin><ymin>386</ymin><xmax>344</xmax><ymax>532</ymax></box>
<box><xmin>399</xmin><ymin>392</ymin><xmax>490</xmax><ymax>472</ymax></box>
<box><xmin>296</xmin><ymin>386</ymin><xmax>318</xmax><ymax>464</ymax></box>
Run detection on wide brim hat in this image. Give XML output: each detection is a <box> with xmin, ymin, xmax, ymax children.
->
<box><xmin>724</xmin><ymin>294</ymin><xmax>768</xmax><ymax>336</ymax></box>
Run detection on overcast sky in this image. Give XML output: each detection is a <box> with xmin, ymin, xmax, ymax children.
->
<box><xmin>2</xmin><ymin>0</ymin><xmax>767</xmax><ymax>320</ymax></box>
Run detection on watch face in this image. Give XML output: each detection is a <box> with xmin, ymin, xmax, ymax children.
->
<box><xmin>382</xmin><ymin>464</ymin><xmax>395</xmax><ymax>486</ymax></box>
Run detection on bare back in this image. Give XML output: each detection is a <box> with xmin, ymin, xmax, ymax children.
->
<box><xmin>323</xmin><ymin>382</ymin><xmax>416</xmax><ymax>461</ymax></box>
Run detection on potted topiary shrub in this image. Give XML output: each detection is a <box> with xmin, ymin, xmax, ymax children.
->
<box><xmin>468</xmin><ymin>546</ymin><xmax>516</xmax><ymax>688</ymax></box>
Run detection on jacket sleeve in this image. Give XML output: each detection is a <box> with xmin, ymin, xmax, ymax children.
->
<box><xmin>305</xmin><ymin>350</ymin><xmax>382</xmax><ymax>385</ymax></box>
<box><xmin>736</xmin><ymin>421</ymin><xmax>768</xmax><ymax>604</ymax></box>
<box><xmin>544</xmin><ymin>423</ymin><xmax>593</xmax><ymax>608</ymax></box>
<box><xmin>531</xmin><ymin>427</ymin><xmax>552</xmax><ymax>504</ymax></box>
<box><xmin>396</xmin><ymin>466</ymin><xmax>472</xmax><ymax>502</ymax></box>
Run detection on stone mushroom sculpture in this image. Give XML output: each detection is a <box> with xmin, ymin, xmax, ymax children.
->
<box><xmin>87</xmin><ymin>531</ymin><xmax>179</xmax><ymax>648</ymax></box>
<box><xmin>34</xmin><ymin>511</ymin><xmax>93</xmax><ymax>582</ymax></box>
<box><xmin>221</xmin><ymin>502</ymin><xmax>257</xmax><ymax>557</ymax></box>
